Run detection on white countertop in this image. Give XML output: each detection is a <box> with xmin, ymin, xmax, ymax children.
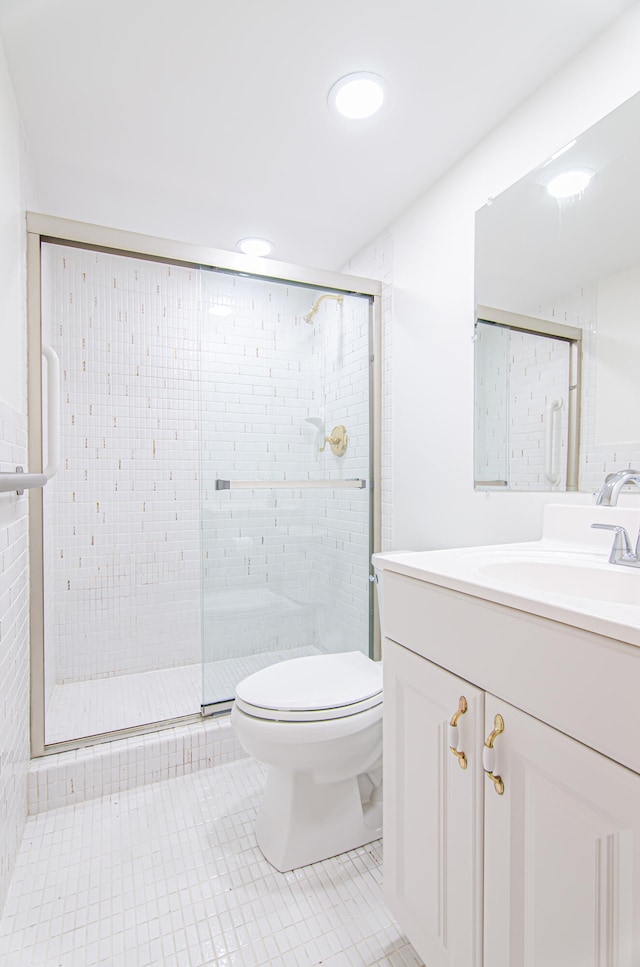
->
<box><xmin>374</xmin><ymin>504</ymin><xmax>640</xmax><ymax>648</ymax></box>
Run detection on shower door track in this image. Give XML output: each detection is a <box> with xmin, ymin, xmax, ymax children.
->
<box><xmin>27</xmin><ymin>212</ymin><xmax>383</xmax><ymax>758</ymax></box>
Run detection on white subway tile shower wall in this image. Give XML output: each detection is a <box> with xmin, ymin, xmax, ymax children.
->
<box><xmin>199</xmin><ymin>274</ymin><xmax>318</xmax><ymax>669</ymax></box>
<box><xmin>42</xmin><ymin>247</ymin><xmax>373</xmax><ymax>710</ymax></box>
<box><xmin>475</xmin><ymin>326</ymin><xmax>570</xmax><ymax>490</ymax></box>
<box><xmin>507</xmin><ymin>330</ymin><xmax>570</xmax><ymax>490</ymax></box>
<box><xmin>0</xmin><ymin>400</ymin><xmax>30</xmax><ymax>916</ymax></box>
<box><xmin>315</xmin><ymin>295</ymin><xmax>371</xmax><ymax>653</ymax></box>
<box><xmin>199</xmin><ymin>273</ymin><xmax>372</xmax><ymax>694</ymax></box>
<box><xmin>41</xmin><ymin>245</ymin><xmax>202</xmax><ymax>689</ymax></box>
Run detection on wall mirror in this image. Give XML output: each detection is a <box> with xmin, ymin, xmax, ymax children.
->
<box><xmin>474</xmin><ymin>90</ymin><xmax>640</xmax><ymax>492</ymax></box>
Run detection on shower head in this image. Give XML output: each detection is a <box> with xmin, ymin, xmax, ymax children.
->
<box><xmin>303</xmin><ymin>293</ymin><xmax>344</xmax><ymax>324</ymax></box>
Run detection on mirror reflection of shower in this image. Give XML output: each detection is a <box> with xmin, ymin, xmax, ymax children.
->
<box><xmin>303</xmin><ymin>293</ymin><xmax>344</xmax><ymax>323</ymax></box>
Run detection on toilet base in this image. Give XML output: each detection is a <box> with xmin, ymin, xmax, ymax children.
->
<box><xmin>256</xmin><ymin>765</ymin><xmax>383</xmax><ymax>872</ymax></box>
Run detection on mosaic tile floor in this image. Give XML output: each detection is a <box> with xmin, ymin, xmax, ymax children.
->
<box><xmin>0</xmin><ymin>757</ymin><xmax>423</xmax><ymax>967</ymax></box>
<box><xmin>46</xmin><ymin>647</ymin><xmax>321</xmax><ymax>744</ymax></box>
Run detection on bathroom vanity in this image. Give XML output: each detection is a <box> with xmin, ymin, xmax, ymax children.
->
<box><xmin>374</xmin><ymin>505</ymin><xmax>640</xmax><ymax>967</ymax></box>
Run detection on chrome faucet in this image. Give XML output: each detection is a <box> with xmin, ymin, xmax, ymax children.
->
<box><xmin>595</xmin><ymin>469</ymin><xmax>640</xmax><ymax>506</ymax></box>
<box><xmin>591</xmin><ymin>523</ymin><xmax>640</xmax><ymax>567</ymax></box>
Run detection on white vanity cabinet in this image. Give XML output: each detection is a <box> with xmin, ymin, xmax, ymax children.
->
<box><xmin>383</xmin><ymin>640</ymin><xmax>485</xmax><ymax>967</ymax></box>
<box><xmin>381</xmin><ymin>565</ymin><xmax>640</xmax><ymax>967</ymax></box>
<box><xmin>483</xmin><ymin>692</ymin><xmax>640</xmax><ymax>967</ymax></box>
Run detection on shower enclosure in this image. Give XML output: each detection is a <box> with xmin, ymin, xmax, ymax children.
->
<box><xmin>27</xmin><ymin>215</ymin><xmax>380</xmax><ymax>754</ymax></box>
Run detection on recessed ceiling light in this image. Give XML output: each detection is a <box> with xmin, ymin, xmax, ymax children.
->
<box><xmin>328</xmin><ymin>72</ymin><xmax>386</xmax><ymax>120</ymax></box>
<box><xmin>237</xmin><ymin>237</ymin><xmax>273</xmax><ymax>257</ymax></box>
<box><xmin>208</xmin><ymin>304</ymin><xmax>233</xmax><ymax>317</ymax></box>
<box><xmin>546</xmin><ymin>169</ymin><xmax>594</xmax><ymax>199</ymax></box>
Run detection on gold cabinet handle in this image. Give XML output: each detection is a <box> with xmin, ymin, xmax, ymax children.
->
<box><xmin>448</xmin><ymin>696</ymin><xmax>468</xmax><ymax>769</ymax></box>
<box><xmin>483</xmin><ymin>713</ymin><xmax>505</xmax><ymax>795</ymax></box>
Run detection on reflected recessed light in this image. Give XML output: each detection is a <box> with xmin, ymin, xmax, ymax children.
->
<box><xmin>237</xmin><ymin>237</ymin><xmax>273</xmax><ymax>257</ymax></box>
<box><xmin>546</xmin><ymin>169</ymin><xmax>594</xmax><ymax>199</ymax></box>
<box><xmin>328</xmin><ymin>72</ymin><xmax>386</xmax><ymax>120</ymax></box>
<box><xmin>208</xmin><ymin>304</ymin><xmax>233</xmax><ymax>317</ymax></box>
<box><xmin>542</xmin><ymin>140</ymin><xmax>577</xmax><ymax>166</ymax></box>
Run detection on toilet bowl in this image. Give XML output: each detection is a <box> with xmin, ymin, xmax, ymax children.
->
<box><xmin>231</xmin><ymin>650</ymin><xmax>383</xmax><ymax>872</ymax></box>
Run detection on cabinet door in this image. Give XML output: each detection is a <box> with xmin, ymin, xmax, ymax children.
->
<box><xmin>383</xmin><ymin>638</ymin><xmax>485</xmax><ymax>967</ymax></box>
<box><xmin>484</xmin><ymin>695</ymin><xmax>640</xmax><ymax>967</ymax></box>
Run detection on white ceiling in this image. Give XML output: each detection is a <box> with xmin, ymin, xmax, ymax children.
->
<box><xmin>0</xmin><ymin>0</ymin><xmax>636</xmax><ymax>270</ymax></box>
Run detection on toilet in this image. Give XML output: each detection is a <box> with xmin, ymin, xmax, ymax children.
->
<box><xmin>231</xmin><ymin>649</ymin><xmax>383</xmax><ymax>872</ymax></box>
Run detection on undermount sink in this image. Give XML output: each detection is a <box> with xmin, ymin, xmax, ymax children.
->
<box><xmin>477</xmin><ymin>558</ymin><xmax>640</xmax><ymax>606</ymax></box>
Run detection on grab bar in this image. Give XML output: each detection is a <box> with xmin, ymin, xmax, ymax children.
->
<box><xmin>1</xmin><ymin>345</ymin><xmax>61</xmax><ymax>496</ymax></box>
<box><xmin>42</xmin><ymin>344</ymin><xmax>60</xmax><ymax>480</ymax></box>
<box><xmin>215</xmin><ymin>478</ymin><xmax>366</xmax><ymax>490</ymax></box>
<box><xmin>545</xmin><ymin>397</ymin><xmax>563</xmax><ymax>486</ymax></box>
<box><xmin>0</xmin><ymin>466</ymin><xmax>48</xmax><ymax>495</ymax></box>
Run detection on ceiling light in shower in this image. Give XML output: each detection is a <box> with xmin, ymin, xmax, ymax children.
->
<box><xmin>546</xmin><ymin>168</ymin><xmax>594</xmax><ymax>199</ymax></box>
<box><xmin>237</xmin><ymin>237</ymin><xmax>273</xmax><ymax>257</ymax></box>
<box><xmin>328</xmin><ymin>72</ymin><xmax>386</xmax><ymax>120</ymax></box>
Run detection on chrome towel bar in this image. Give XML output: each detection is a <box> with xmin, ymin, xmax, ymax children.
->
<box><xmin>215</xmin><ymin>478</ymin><xmax>366</xmax><ymax>491</ymax></box>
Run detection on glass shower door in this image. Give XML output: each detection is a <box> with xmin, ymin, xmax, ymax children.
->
<box><xmin>200</xmin><ymin>270</ymin><xmax>373</xmax><ymax>710</ymax></box>
<box><xmin>40</xmin><ymin>242</ymin><xmax>204</xmax><ymax>744</ymax></box>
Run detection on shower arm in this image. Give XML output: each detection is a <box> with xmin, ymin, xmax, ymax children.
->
<box><xmin>304</xmin><ymin>293</ymin><xmax>344</xmax><ymax>323</ymax></box>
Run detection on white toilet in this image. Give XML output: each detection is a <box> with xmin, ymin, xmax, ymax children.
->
<box><xmin>231</xmin><ymin>649</ymin><xmax>383</xmax><ymax>872</ymax></box>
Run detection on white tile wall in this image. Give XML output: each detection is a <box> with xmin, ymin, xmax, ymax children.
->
<box><xmin>475</xmin><ymin>324</ymin><xmax>571</xmax><ymax>490</ymax></box>
<box><xmin>199</xmin><ymin>275</ymin><xmax>373</xmax><ymax>674</ymax></box>
<box><xmin>0</xmin><ymin>400</ymin><xmax>30</xmax><ymax>917</ymax></box>
<box><xmin>199</xmin><ymin>276</ymin><xmax>321</xmax><ymax>668</ymax></box>
<box><xmin>508</xmin><ymin>330</ymin><xmax>570</xmax><ymax>490</ymax></box>
<box><xmin>42</xmin><ymin>244</ymin><xmax>202</xmax><ymax>689</ymax></box>
<box><xmin>314</xmin><ymin>296</ymin><xmax>371</xmax><ymax>653</ymax></box>
<box><xmin>29</xmin><ymin>715</ymin><xmax>245</xmax><ymax>815</ymax></box>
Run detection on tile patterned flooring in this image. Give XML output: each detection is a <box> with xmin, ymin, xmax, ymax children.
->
<box><xmin>46</xmin><ymin>648</ymin><xmax>321</xmax><ymax>744</ymax></box>
<box><xmin>1</xmin><ymin>757</ymin><xmax>423</xmax><ymax>967</ymax></box>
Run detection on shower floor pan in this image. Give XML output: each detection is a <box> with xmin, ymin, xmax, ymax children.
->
<box><xmin>45</xmin><ymin>645</ymin><xmax>322</xmax><ymax>745</ymax></box>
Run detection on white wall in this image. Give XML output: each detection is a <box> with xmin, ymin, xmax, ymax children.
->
<box><xmin>0</xmin><ymin>38</ymin><xmax>29</xmax><ymax>916</ymax></box>
<box><xmin>357</xmin><ymin>5</ymin><xmax>640</xmax><ymax>552</ymax></box>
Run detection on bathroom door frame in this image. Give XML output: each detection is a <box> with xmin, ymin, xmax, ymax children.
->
<box><xmin>26</xmin><ymin>212</ymin><xmax>382</xmax><ymax>757</ymax></box>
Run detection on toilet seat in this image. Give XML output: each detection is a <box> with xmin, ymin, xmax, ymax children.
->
<box><xmin>234</xmin><ymin>651</ymin><xmax>383</xmax><ymax>723</ymax></box>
